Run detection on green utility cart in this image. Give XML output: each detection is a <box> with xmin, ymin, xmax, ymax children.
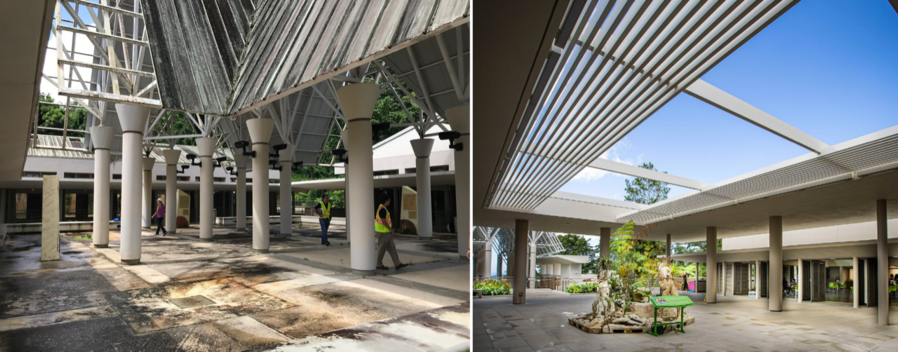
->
<box><xmin>647</xmin><ymin>295</ymin><xmax>694</xmax><ymax>336</ymax></box>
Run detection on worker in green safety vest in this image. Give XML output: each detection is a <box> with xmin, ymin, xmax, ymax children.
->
<box><xmin>375</xmin><ymin>194</ymin><xmax>406</xmax><ymax>270</ymax></box>
<box><xmin>314</xmin><ymin>194</ymin><xmax>331</xmax><ymax>246</ymax></box>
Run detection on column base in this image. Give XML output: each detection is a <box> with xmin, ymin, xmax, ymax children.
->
<box><xmin>93</xmin><ymin>244</ymin><xmax>108</xmax><ymax>248</ymax></box>
<box><xmin>705</xmin><ymin>302</ymin><xmax>717</xmax><ymax>304</ymax></box>
<box><xmin>254</xmin><ymin>248</ymin><xmax>269</xmax><ymax>254</ymax></box>
<box><xmin>770</xmin><ymin>309</ymin><xmax>782</xmax><ymax>312</ymax></box>
<box><xmin>200</xmin><ymin>238</ymin><xmax>214</xmax><ymax>242</ymax></box>
<box><xmin>121</xmin><ymin>259</ymin><xmax>140</xmax><ymax>265</ymax></box>
<box><xmin>352</xmin><ymin>269</ymin><xmax>375</xmax><ymax>276</ymax></box>
<box><xmin>417</xmin><ymin>236</ymin><xmax>433</xmax><ymax>241</ymax></box>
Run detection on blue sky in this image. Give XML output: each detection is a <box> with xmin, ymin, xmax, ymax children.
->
<box><xmin>492</xmin><ymin>1</ymin><xmax>898</xmax><ymax>275</ymax></box>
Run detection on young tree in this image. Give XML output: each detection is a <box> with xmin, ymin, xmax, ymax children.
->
<box><xmin>624</xmin><ymin>162</ymin><xmax>671</xmax><ymax>205</ymax></box>
<box><xmin>557</xmin><ymin>234</ymin><xmax>595</xmax><ymax>256</ymax></box>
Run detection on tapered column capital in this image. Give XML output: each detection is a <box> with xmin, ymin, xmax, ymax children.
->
<box><xmin>142</xmin><ymin>157</ymin><xmax>155</xmax><ymax>171</ymax></box>
<box><xmin>336</xmin><ymin>83</ymin><xmax>380</xmax><ymax>120</ymax></box>
<box><xmin>163</xmin><ymin>149</ymin><xmax>181</xmax><ymax>165</ymax></box>
<box><xmin>115</xmin><ymin>104</ymin><xmax>150</xmax><ymax>133</ymax></box>
<box><xmin>89</xmin><ymin>126</ymin><xmax>114</xmax><ymax>150</ymax></box>
<box><xmin>410</xmin><ymin>138</ymin><xmax>434</xmax><ymax>158</ymax></box>
<box><xmin>196</xmin><ymin>137</ymin><xmax>216</xmax><ymax>157</ymax></box>
<box><xmin>246</xmin><ymin>118</ymin><xmax>274</xmax><ymax>144</ymax></box>
<box><xmin>445</xmin><ymin>105</ymin><xmax>470</xmax><ymax>134</ymax></box>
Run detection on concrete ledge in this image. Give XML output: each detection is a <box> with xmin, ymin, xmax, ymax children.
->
<box><xmin>4</xmin><ymin>220</ymin><xmax>121</xmax><ymax>234</ymax></box>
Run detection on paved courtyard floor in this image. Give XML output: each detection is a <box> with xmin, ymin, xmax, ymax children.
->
<box><xmin>0</xmin><ymin>223</ymin><xmax>470</xmax><ymax>351</ymax></box>
<box><xmin>474</xmin><ymin>289</ymin><xmax>898</xmax><ymax>351</ymax></box>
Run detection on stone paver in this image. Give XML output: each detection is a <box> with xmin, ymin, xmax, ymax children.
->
<box><xmin>474</xmin><ymin>290</ymin><xmax>898</xmax><ymax>351</ymax></box>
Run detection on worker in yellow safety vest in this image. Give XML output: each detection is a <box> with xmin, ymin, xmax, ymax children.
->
<box><xmin>375</xmin><ymin>194</ymin><xmax>406</xmax><ymax>270</ymax></box>
<box><xmin>314</xmin><ymin>194</ymin><xmax>331</xmax><ymax>246</ymax></box>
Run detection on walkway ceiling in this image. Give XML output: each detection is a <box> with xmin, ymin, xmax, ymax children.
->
<box><xmin>0</xmin><ymin>0</ymin><xmax>55</xmax><ymax>180</ymax></box>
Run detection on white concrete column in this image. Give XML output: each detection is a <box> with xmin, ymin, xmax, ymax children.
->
<box><xmin>446</xmin><ymin>105</ymin><xmax>470</xmax><ymax>258</ymax></box>
<box><xmin>117</xmin><ymin>104</ymin><xmax>150</xmax><ymax>265</ymax></box>
<box><xmin>90</xmin><ymin>126</ymin><xmax>113</xmax><ymax>248</ymax></box>
<box><xmin>529</xmin><ymin>243</ymin><xmax>536</xmax><ymax>289</ymax></box>
<box><xmin>247</xmin><ymin>118</ymin><xmax>274</xmax><ymax>253</ymax></box>
<box><xmin>513</xmin><ymin>219</ymin><xmax>528</xmax><ymax>304</ymax></box>
<box><xmin>410</xmin><ymin>138</ymin><xmax>434</xmax><ymax>240</ymax></box>
<box><xmin>706</xmin><ymin>226</ymin><xmax>718</xmax><ymax>303</ymax></box>
<box><xmin>770</xmin><ymin>216</ymin><xmax>783</xmax><ymax>310</ymax></box>
<box><xmin>483</xmin><ymin>242</ymin><xmax>492</xmax><ymax>279</ymax></box>
<box><xmin>554</xmin><ymin>263</ymin><xmax>561</xmax><ymax>277</ymax></box>
<box><xmin>197</xmin><ymin>138</ymin><xmax>216</xmax><ymax>241</ymax></box>
<box><xmin>279</xmin><ymin>145</ymin><xmax>293</xmax><ymax>236</ymax></box>
<box><xmin>545</xmin><ymin>262</ymin><xmax>554</xmax><ymax>276</ymax></box>
<box><xmin>337</xmin><ymin>83</ymin><xmax>380</xmax><ymax>275</ymax></box>
<box><xmin>854</xmin><ymin>256</ymin><xmax>860</xmax><ymax>308</ymax></box>
<box><xmin>163</xmin><ymin>150</ymin><xmax>181</xmax><ymax>234</ymax></box>
<box><xmin>234</xmin><ymin>155</ymin><xmax>248</xmax><ymax>231</ymax></box>
<box><xmin>600</xmin><ymin>227</ymin><xmax>610</xmax><ymax>259</ymax></box>
<box><xmin>341</xmin><ymin>130</ymin><xmax>351</xmax><ymax>244</ymax></box>
<box><xmin>877</xmin><ymin>199</ymin><xmax>888</xmax><ymax>326</ymax></box>
<box><xmin>142</xmin><ymin>157</ymin><xmax>155</xmax><ymax>229</ymax></box>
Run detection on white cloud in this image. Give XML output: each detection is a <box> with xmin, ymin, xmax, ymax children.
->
<box><xmin>571</xmin><ymin>137</ymin><xmax>635</xmax><ymax>181</ymax></box>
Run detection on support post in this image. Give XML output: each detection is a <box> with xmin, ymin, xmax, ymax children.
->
<box><xmin>90</xmin><ymin>126</ymin><xmax>113</xmax><ymax>248</ymax></box>
<box><xmin>878</xmin><ymin>199</ymin><xmax>889</xmax><ymax>325</ymax></box>
<box><xmin>337</xmin><ymin>83</ymin><xmax>380</xmax><ymax>275</ymax></box>
<box><xmin>666</xmin><ymin>233</ymin><xmax>671</xmax><ymax>259</ymax></box>
<box><xmin>117</xmin><ymin>103</ymin><xmax>150</xmax><ymax>265</ymax></box>
<box><xmin>41</xmin><ymin>175</ymin><xmax>60</xmax><ymax>261</ymax></box>
<box><xmin>279</xmin><ymin>144</ymin><xmax>293</xmax><ymax>236</ymax></box>
<box><xmin>197</xmin><ymin>138</ymin><xmax>216</xmax><ymax>241</ymax></box>
<box><xmin>142</xmin><ymin>157</ymin><xmax>155</xmax><ymax>229</ymax></box>
<box><xmin>755</xmin><ymin>260</ymin><xmax>761</xmax><ymax>299</ymax></box>
<box><xmin>770</xmin><ymin>216</ymin><xmax>783</xmax><ymax>311</ymax></box>
<box><xmin>706</xmin><ymin>227</ymin><xmax>718</xmax><ymax>303</ymax></box>
<box><xmin>246</xmin><ymin>118</ymin><xmax>274</xmax><ymax>253</ymax></box>
<box><xmin>798</xmin><ymin>259</ymin><xmax>805</xmax><ymax>303</ymax></box>
<box><xmin>235</xmin><ymin>155</ymin><xmax>248</xmax><ymax>230</ymax></box>
<box><xmin>854</xmin><ymin>256</ymin><xmax>860</xmax><ymax>308</ymax></box>
<box><xmin>410</xmin><ymin>138</ymin><xmax>434</xmax><ymax>240</ymax></box>
<box><xmin>600</xmin><ymin>227</ymin><xmax>610</xmax><ymax>259</ymax></box>
<box><xmin>163</xmin><ymin>149</ymin><xmax>181</xmax><ymax>234</ymax></box>
<box><xmin>529</xmin><ymin>243</ymin><xmax>536</xmax><ymax>289</ymax></box>
<box><xmin>446</xmin><ymin>105</ymin><xmax>470</xmax><ymax>257</ymax></box>
<box><xmin>514</xmin><ymin>219</ymin><xmax>528</xmax><ymax>304</ymax></box>
<box><xmin>483</xmin><ymin>242</ymin><xmax>492</xmax><ymax>279</ymax></box>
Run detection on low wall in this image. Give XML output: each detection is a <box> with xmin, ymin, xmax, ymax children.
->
<box><xmin>5</xmin><ymin>220</ymin><xmax>121</xmax><ymax>234</ymax></box>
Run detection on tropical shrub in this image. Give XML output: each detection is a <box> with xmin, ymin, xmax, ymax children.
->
<box><xmin>565</xmin><ymin>282</ymin><xmax>599</xmax><ymax>294</ymax></box>
<box><xmin>473</xmin><ymin>279</ymin><xmax>512</xmax><ymax>295</ymax></box>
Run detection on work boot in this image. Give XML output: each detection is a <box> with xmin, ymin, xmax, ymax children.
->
<box><xmin>395</xmin><ymin>263</ymin><xmax>408</xmax><ymax>270</ymax></box>
<box><xmin>376</xmin><ymin>265</ymin><xmax>388</xmax><ymax>270</ymax></box>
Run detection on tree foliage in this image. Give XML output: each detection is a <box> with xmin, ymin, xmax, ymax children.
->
<box><xmin>557</xmin><ymin>234</ymin><xmax>595</xmax><ymax>256</ymax></box>
<box><xmin>38</xmin><ymin>93</ymin><xmax>87</xmax><ymax>136</ymax></box>
<box><xmin>624</xmin><ymin>162</ymin><xmax>671</xmax><ymax>205</ymax></box>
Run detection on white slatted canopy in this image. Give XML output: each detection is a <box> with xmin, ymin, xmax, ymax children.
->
<box><xmin>487</xmin><ymin>0</ymin><xmax>799</xmax><ymax>211</ymax></box>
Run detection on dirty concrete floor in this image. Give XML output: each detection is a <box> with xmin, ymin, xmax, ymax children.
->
<box><xmin>0</xmin><ymin>223</ymin><xmax>470</xmax><ymax>351</ymax></box>
<box><xmin>474</xmin><ymin>290</ymin><xmax>898</xmax><ymax>352</ymax></box>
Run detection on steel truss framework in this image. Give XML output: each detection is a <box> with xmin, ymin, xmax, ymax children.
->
<box><xmin>473</xmin><ymin>226</ymin><xmax>566</xmax><ymax>268</ymax></box>
<box><xmin>37</xmin><ymin>0</ymin><xmax>470</xmax><ymax>172</ymax></box>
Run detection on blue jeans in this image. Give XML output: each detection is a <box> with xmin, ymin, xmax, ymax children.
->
<box><xmin>319</xmin><ymin>218</ymin><xmax>330</xmax><ymax>243</ymax></box>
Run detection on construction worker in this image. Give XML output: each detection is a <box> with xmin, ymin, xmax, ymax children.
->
<box><xmin>375</xmin><ymin>194</ymin><xmax>406</xmax><ymax>270</ymax></box>
<box><xmin>314</xmin><ymin>194</ymin><xmax>331</xmax><ymax>246</ymax></box>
